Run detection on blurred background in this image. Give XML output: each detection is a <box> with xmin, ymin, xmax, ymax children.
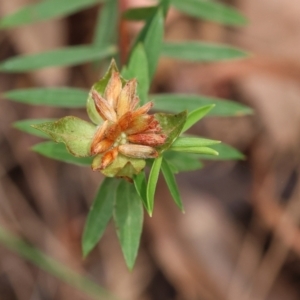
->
<box><xmin>1</xmin><ymin>0</ymin><xmax>300</xmax><ymax>299</ymax></box>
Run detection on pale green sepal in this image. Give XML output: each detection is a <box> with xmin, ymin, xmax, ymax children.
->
<box><xmin>32</xmin><ymin>117</ymin><xmax>96</xmax><ymax>157</ymax></box>
<box><xmin>155</xmin><ymin>111</ymin><xmax>187</xmax><ymax>153</ymax></box>
<box><xmin>92</xmin><ymin>154</ymin><xmax>146</xmax><ymax>179</ymax></box>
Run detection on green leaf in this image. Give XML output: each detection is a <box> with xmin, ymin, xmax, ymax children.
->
<box><xmin>133</xmin><ymin>171</ymin><xmax>149</xmax><ymax>212</ymax></box>
<box><xmin>155</xmin><ymin>111</ymin><xmax>187</xmax><ymax>153</ymax></box>
<box><xmin>162</xmin><ymin>41</ymin><xmax>248</xmax><ymax>61</ymax></box>
<box><xmin>32</xmin><ymin>142</ymin><xmax>93</xmax><ymax>166</ymax></box>
<box><xmin>166</xmin><ymin>143</ymin><xmax>244</xmax><ymax>162</ymax></box>
<box><xmin>14</xmin><ymin>119</ymin><xmax>56</xmax><ymax>138</ymax></box>
<box><xmin>123</xmin><ymin>6</ymin><xmax>157</xmax><ymax>21</ymax></box>
<box><xmin>82</xmin><ymin>178</ymin><xmax>119</xmax><ymax>257</ymax></box>
<box><xmin>114</xmin><ymin>181</ymin><xmax>143</xmax><ymax>270</ymax></box>
<box><xmin>182</xmin><ymin>105</ymin><xmax>215</xmax><ymax>132</ymax></box>
<box><xmin>160</xmin><ymin>0</ymin><xmax>171</xmax><ymax>17</ymax></box>
<box><xmin>161</xmin><ymin>158</ymin><xmax>183</xmax><ymax>211</ymax></box>
<box><xmin>32</xmin><ymin>117</ymin><xmax>96</xmax><ymax>157</ymax></box>
<box><xmin>152</xmin><ymin>94</ymin><xmax>253</xmax><ymax>116</ymax></box>
<box><xmin>133</xmin><ymin>8</ymin><xmax>164</xmax><ymax>79</ymax></box>
<box><xmin>146</xmin><ymin>156</ymin><xmax>162</xmax><ymax>215</ymax></box>
<box><xmin>201</xmin><ymin>143</ymin><xmax>245</xmax><ymax>160</ymax></box>
<box><xmin>4</xmin><ymin>88</ymin><xmax>87</xmax><ymax>107</ymax></box>
<box><xmin>163</xmin><ymin>151</ymin><xmax>203</xmax><ymax>173</ymax></box>
<box><xmin>171</xmin><ymin>0</ymin><xmax>247</xmax><ymax>26</ymax></box>
<box><xmin>122</xmin><ymin>43</ymin><xmax>149</xmax><ymax>105</ymax></box>
<box><xmin>170</xmin><ymin>146</ymin><xmax>219</xmax><ymax>155</ymax></box>
<box><xmin>0</xmin><ymin>45</ymin><xmax>116</xmax><ymax>73</ymax></box>
<box><xmin>94</xmin><ymin>0</ymin><xmax>118</xmax><ymax>48</ymax></box>
<box><xmin>171</xmin><ymin>136</ymin><xmax>220</xmax><ymax>149</ymax></box>
<box><xmin>0</xmin><ymin>0</ymin><xmax>106</xmax><ymax>29</ymax></box>
<box><xmin>0</xmin><ymin>226</ymin><xmax>120</xmax><ymax>300</ymax></box>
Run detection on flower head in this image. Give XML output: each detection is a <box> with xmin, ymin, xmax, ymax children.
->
<box><xmin>90</xmin><ymin>71</ymin><xmax>166</xmax><ymax>171</ymax></box>
<box><xmin>32</xmin><ymin>60</ymin><xmax>187</xmax><ymax>180</ymax></box>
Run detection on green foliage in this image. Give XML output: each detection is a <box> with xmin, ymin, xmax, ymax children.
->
<box><xmin>2</xmin><ymin>0</ymin><xmax>251</xmax><ymax>272</ymax></box>
<box><xmin>14</xmin><ymin>119</ymin><xmax>56</xmax><ymax>139</ymax></box>
<box><xmin>133</xmin><ymin>7</ymin><xmax>164</xmax><ymax>79</ymax></box>
<box><xmin>172</xmin><ymin>146</ymin><xmax>219</xmax><ymax>155</ymax></box>
<box><xmin>123</xmin><ymin>6</ymin><xmax>157</xmax><ymax>21</ymax></box>
<box><xmin>5</xmin><ymin>88</ymin><xmax>252</xmax><ymax>117</ymax></box>
<box><xmin>114</xmin><ymin>181</ymin><xmax>144</xmax><ymax>270</ymax></box>
<box><xmin>163</xmin><ymin>152</ymin><xmax>203</xmax><ymax>173</ymax></box>
<box><xmin>82</xmin><ymin>178</ymin><xmax>119</xmax><ymax>257</ymax></box>
<box><xmin>146</xmin><ymin>156</ymin><xmax>163</xmax><ymax>215</ymax></box>
<box><xmin>32</xmin><ymin>142</ymin><xmax>93</xmax><ymax>166</ymax></box>
<box><xmin>162</xmin><ymin>41</ymin><xmax>249</xmax><ymax>61</ymax></box>
<box><xmin>122</xmin><ymin>44</ymin><xmax>149</xmax><ymax>105</ymax></box>
<box><xmin>152</xmin><ymin>94</ymin><xmax>253</xmax><ymax>116</ymax></box>
<box><xmin>0</xmin><ymin>0</ymin><xmax>106</xmax><ymax>29</ymax></box>
<box><xmin>133</xmin><ymin>172</ymin><xmax>148</xmax><ymax>211</ymax></box>
<box><xmin>202</xmin><ymin>142</ymin><xmax>245</xmax><ymax>160</ymax></box>
<box><xmin>182</xmin><ymin>105</ymin><xmax>215</xmax><ymax>132</ymax></box>
<box><xmin>94</xmin><ymin>0</ymin><xmax>118</xmax><ymax>48</ymax></box>
<box><xmin>4</xmin><ymin>88</ymin><xmax>87</xmax><ymax>107</ymax></box>
<box><xmin>161</xmin><ymin>158</ymin><xmax>184</xmax><ymax>211</ymax></box>
<box><xmin>171</xmin><ymin>136</ymin><xmax>220</xmax><ymax>148</ymax></box>
<box><xmin>171</xmin><ymin>0</ymin><xmax>247</xmax><ymax>26</ymax></box>
<box><xmin>0</xmin><ymin>46</ymin><xmax>116</xmax><ymax>72</ymax></box>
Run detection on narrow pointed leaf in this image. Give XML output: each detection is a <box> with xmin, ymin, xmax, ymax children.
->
<box><xmin>4</xmin><ymin>88</ymin><xmax>87</xmax><ymax>107</ymax></box>
<box><xmin>14</xmin><ymin>119</ymin><xmax>56</xmax><ymax>138</ymax></box>
<box><xmin>155</xmin><ymin>111</ymin><xmax>187</xmax><ymax>153</ymax></box>
<box><xmin>133</xmin><ymin>171</ymin><xmax>149</xmax><ymax>212</ymax></box>
<box><xmin>32</xmin><ymin>117</ymin><xmax>96</xmax><ymax>157</ymax></box>
<box><xmin>0</xmin><ymin>45</ymin><xmax>116</xmax><ymax>72</ymax></box>
<box><xmin>171</xmin><ymin>137</ymin><xmax>220</xmax><ymax>149</ymax></box>
<box><xmin>161</xmin><ymin>159</ymin><xmax>184</xmax><ymax>211</ymax></box>
<box><xmin>201</xmin><ymin>143</ymin><xmax>245</xmax><ymax>160</ymax></box>
<box><xmin>163</xmin><ymin>151</ymin><xmax>203</xmax><ymax>173</ymax></box>
<box><xmin>162</xmin><ymin>42</ymin><xmax>248</xmax><ymax>61</ymax></box>
<box><xmin>171</xmin><ymin>146</ymin><xmax>219</xmax><ymax>155</ymax></box>
<box><xmin>82</xmin><ymin>178</ymin><xmax>119</xmax><ymax>257</ymax></box>
<box><xmin>32</xmin><ymin>142</ymin><xmax>93</xmax><ymax>166</ymax></box>
<box><xmin>133</xmin><ymin>8</ymin><xmax>164</xmax><ymax>79</ymax></box>
<box><xmin>0</xmin><ymin>0</ymin><xmax>106</xmax><ymax>29</ymax></box>
<box><xmin>114</xmin><ymin>181</ymin><xmax>143</xmax><ymax>270</ymax></box>
<box><xmin>152</xmin><ymin>94</ymin><xmax>253</xmax><ymax>116</ymax></box>
<box><xmin>123</xmin><ymin>6</ymin><xmax>157</xmax><ymax>21</ymax></box>
<box><xmin>146</xmin><ymin>156</ymin><xmax>162</xmax><ymax>215</ymax></box>
<box><xmin>0</xmin><ymin>226</ymin><xmax>120</xmax><ymax>300</ymax></box>
<box><xmin>94</xmin><ymin>0</ymin><xmax>118</xmax><ymax>48</ymax></box>
<box><xmin>182</xmin><ymin>105</ymin><xmax>215</xmax><ymax>132</ymax></box>
<box><xmin>171</xmin><ymin>0</ymin><xmax>247</xmax><ymax>26</ymax></box>
<box><xmin>160</xmin><ymin>0</ymin><xmax>171</xmax><ymax>16</ymax></box>
<box><xmin>165</xmin><ymin>143</ymin><xmax>244</xmax><ymax>162</ymax></box>
<box><xmin>122</xmin><ymin>44</ymin><xmax>149</xmax><ymax>105</ymax></box>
